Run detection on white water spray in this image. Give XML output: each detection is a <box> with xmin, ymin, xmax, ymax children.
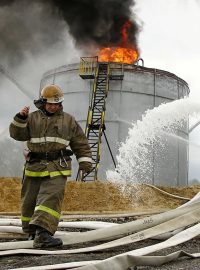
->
<box><xmin>107</xmin><ymin>97</ymin><xmax>200</xmax><ymax>185</ymax></box>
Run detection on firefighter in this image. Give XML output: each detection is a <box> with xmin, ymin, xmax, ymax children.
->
<box><xmin>9</xmin><ymin>84</ymin><xmax>92</xmax><ymax>248</ymax></box>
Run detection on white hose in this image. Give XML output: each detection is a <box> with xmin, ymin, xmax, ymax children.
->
<box><xmin>60</xmin><ymin>210</ymin><xmax>164</xmax><ymax>219</ymax></box>
<box><xmin>1</xmin><ymin>193</ymin><xmax>199</xmax><ymax>241</ymax></box>
<box><xmin>0</xmin><ymin>220</ymin><xmax>118</xmax><ymax>229</ymax></box>
<box><xmin>0</xmin><ymin>219</ymin><xmax>21</xmax><ymax>226</ymax></box>
<box><xmin>0</xmin><ymin>185</ymin><xmax>198</xmax><ymax>270</ymax></box>
<box><xmin>0</xmin><ymin>220</ymin><xmax>118</xmax><ymax>241</ymax></box>
<box><xmin>178</xmin><ymin>191</ymin><xmax>200</xmax><ymax>207</ymax></box>
<box><xmin>73</xmin><ymin>223</ymin><xmax>200</xmax><ymax>270</ymax></box>
<box><xmin>0</xmin><ymin>226</ymin><xmax>24</xmax><ymax>234</ymax></box>
<box><xmin>1</xmin><ymin>194</ymin><xmax>200</xmax><ymax>269</ymax></box>
<box><xmin>0</xmin><ymin>227</ymin><xmax>73</xmax><ymax>236</ymax></box>
<box><xmin>1</xmin><ymin>198</ymin><xmax>200</xmax><ymax>253</ymax></box>
<box><xmin>6</xmin><ymin>251</ymin><xmax>200</xmax><ymax>270</ymax></box>
<box><xmin>1</xmin><ymin>205</ymin><xmax>200</xmax><ymax>256</ymax></box>
<box><xmin>151</xmin><ymin>191</ymin><xmax>200</xmax><ymax>240</ymax></box>
<box><xmin>0</xmin><ymin>211</ymin><xmax>163</xmax><ymax>220</ymax></box>
<box><xmin>144</xmin><ymin>183</ymin><xmax>190</xmax><ymax>201</ymax></box>
<box><xmin>0</xmin><ymin>192</ymin><xmax>199</xmax><ymax>251</ymax></box>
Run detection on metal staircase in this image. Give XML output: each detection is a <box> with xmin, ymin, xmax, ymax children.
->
<box><xmin>79</xmin><ymin>57</ymin><xmax>124</xmax><ymax>181</ymax></box>
<box><xmin>84</xmin><ymin>63</ymin><xmax>109</xmax><ymax>180</ymax></box>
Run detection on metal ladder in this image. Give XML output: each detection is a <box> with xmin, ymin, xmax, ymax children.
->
<box><xmin>78</xmin><ymin>57</ymin><xmax>124</xmax><ymax>181</ymax></box>
<box><xmin>83</xmin><ymin>63</ymin><xmax>109</xmax><ymax>180</ymax></box>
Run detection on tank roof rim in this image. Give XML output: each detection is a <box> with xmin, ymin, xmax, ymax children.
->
<box><xmin>41</xmin><ymin>62</ymin><xmax>189</xmax><ymax>88</ymax></box>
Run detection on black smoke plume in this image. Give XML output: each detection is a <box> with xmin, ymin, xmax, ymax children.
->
<box><xmin>50</xmin><ymin>0</ymin><xmax>140</xmax><ymax>48</ymax></box>
<box><xmin>0</xmin><ymin>0</ymin><xmax>140</xmax><ymax>65</ymax></box>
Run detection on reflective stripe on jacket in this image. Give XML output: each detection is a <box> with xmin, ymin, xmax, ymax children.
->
<box><xmin>9</xmin><ymin>107</ymin><xmax>92</xmax><ymax>176</ymax></box>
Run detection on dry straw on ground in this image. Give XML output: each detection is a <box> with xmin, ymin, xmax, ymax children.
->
<box><xmin>0</xmin><ymin>177</ymin><xmax>200</xmax><ymax>214</ymax></box>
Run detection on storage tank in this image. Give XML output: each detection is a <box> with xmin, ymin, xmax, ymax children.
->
<box><xmin>40</xmin><ymin>62</ymin><xmax>190</xmax><ymax>186</ymax></box>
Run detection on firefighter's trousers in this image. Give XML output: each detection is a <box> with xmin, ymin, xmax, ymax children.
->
<box><xmin>21</xmin><ymin>175</ymin><xmax>67</xmax><ymax>235</ymax></box>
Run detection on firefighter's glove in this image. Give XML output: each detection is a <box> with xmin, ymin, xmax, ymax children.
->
<box><xmin>79</xmin><ymin>161</ymin><xmax>92</xmax><ymax>174</ymax></box>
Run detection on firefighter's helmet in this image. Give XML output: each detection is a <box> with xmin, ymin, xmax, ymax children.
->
<box><xmin>40</xmin><ymin>85</ymin><xmax>64</xmax><ymax>103</ymax></box>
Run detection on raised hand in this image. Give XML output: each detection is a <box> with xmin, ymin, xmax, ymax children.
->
<box><xmin>19</xmin><ymin>106</ymin><xmax>30</xmax><ymax>116</ymax></box>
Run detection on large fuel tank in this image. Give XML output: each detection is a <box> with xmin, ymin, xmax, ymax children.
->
<box><xmin>41</xmin><ymin>62</ymin><xmax>189</xmax><ymax>186</ymax></box>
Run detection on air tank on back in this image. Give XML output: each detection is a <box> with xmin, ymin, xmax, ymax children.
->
<box><xmin>40</xmin><ymin>60</ymin><xmax>190</xmax><ymax>186</ymax></box>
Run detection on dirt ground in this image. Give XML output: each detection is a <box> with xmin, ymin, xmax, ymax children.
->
<box><xmin>1</xmin><ymin>238</ymin><xmax>200</xmax><ymax>270</ymax></box>
<box><xmin>0</xmin><ymin>177</ymin><xmax>200</xmax><ymax>269</ymax></box>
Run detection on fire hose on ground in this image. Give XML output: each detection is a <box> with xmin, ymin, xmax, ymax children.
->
<box><xmin>2</xmin><ymin>213</ymin><xmax>200</xmax><ymax>270</ymax></box>
<box><xmin>72</xmin><ymin>222</ymin><xmax>200</xmax><ymax>270</ymax></box>
<box><xmin>0</xmin><ymin>192</ymin><xmax>200</xmax><ymax>269</ymax></box>
<box><xmin>0</xmin><ymin>196</ymin><xmax>200</xmax><ymax>251</ymax></box>
<box><xmin>6</xmin><ymin>250</ymin><xmax>200</xmax><ymax>270</ymax></box>
<box><xmin>144</xmin><ymin>183</ymin><xmax>190</xmax><ymax>201</ymax></box>
<box><xmin>0</xmin><ymin>221</ymin><xmax>118</xmax><ymax>239</ymax></box>
<box><xmin>0</xmin><ymin>220</ymin><xmax>118</xmax><ymax>229</ymax></box>
<box><xmin>1</xmin><ymin>203</ymin><xmax>200</xmax><ymax>256</ymax></box>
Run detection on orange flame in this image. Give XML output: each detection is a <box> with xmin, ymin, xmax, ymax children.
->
<box><xmin>98</xmin><ymin>20</ymin><xmax>139</xmax><ymax>64</ymax></box>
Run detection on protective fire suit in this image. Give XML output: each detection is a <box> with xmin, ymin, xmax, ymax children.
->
<box><xmin>9</xmin><ymin>106</ymin><xmax>92</xmax><ymax>235</ymax></box>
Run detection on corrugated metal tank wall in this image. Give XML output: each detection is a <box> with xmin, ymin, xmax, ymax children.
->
<box><xmin>40</xmin><ymin>63</ymin><xmax>190</xmax><ymax>186</ymax></box>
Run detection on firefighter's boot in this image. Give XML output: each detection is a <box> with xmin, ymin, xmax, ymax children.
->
<box><xmin>28</xmin><ymin>233</ymin><xmax>35</xmax><ymax>240</ymax></box>
<box><xmin>33</xmin><ymin>227</ymin><xmax>63</xmax><ymax>248</ymax></box>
